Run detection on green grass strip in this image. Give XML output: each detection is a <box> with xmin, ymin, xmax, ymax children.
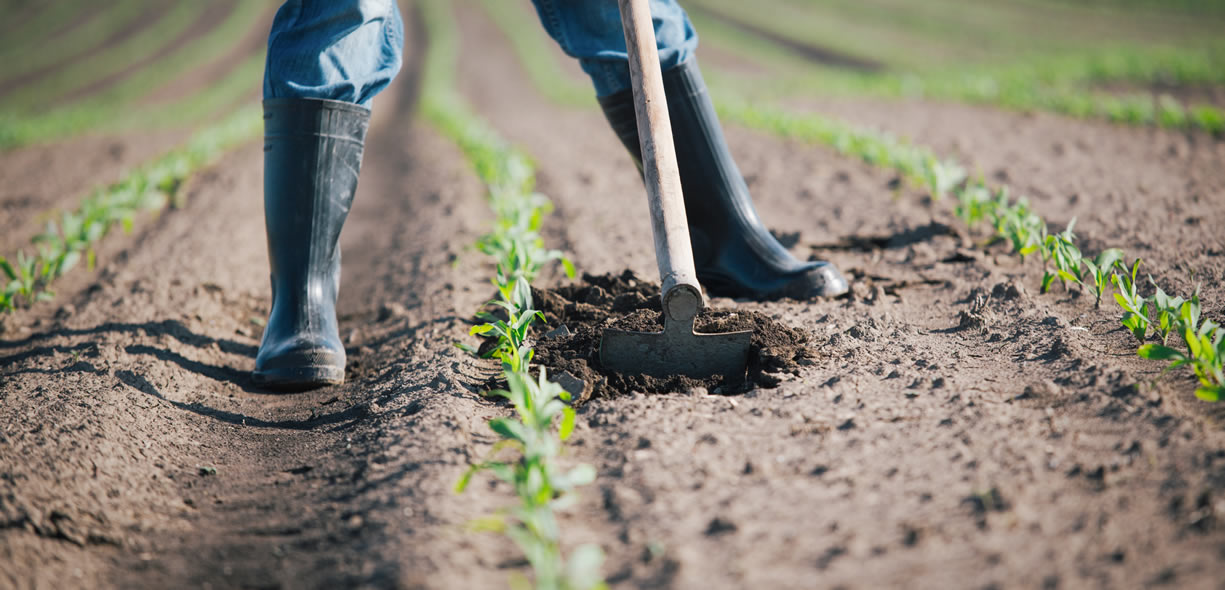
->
<box><xmin>418</xmin><ymin>1</ymin><xmax>605</xmax><ymax>589</ymax></box>
<box><xmin>1</xmin><ymin>1</ymin><xmax>208</xmax><ymax>113</ymax></box>
<box><xmin>483</xmin><ymin>4</ymin><xmax>1222</xmax><ymax>402</ymax></box>
<box><xmin>112</xmin><ymin>50</ymin><xmax>267</xmax><ymax>132</ymax></box>
<box><xmin>688</xmin><ymin>0</ymin><xmax>1225</xmax><ymax>70</ymax></box>
<box><xmin>0</xmin><ymin>0</ymin><xmax>148</xmax><ymax>84</ymax></box>
<box><xmin>0</xmin><ymin>0</ymin><xmax>270</xmax><ymax>149</ymax></box>
<box><xmin>692</xmin><ymin>11</ymin><xmax>1225</xmax><ymax>135</ymax></box>
<box><xmin>0</xmin><ymin>105</ymin><xmax>262</xmax><ymax>313</ymax></box>
<box><xmin>0</xmin><ymin>0</ymin><xmax>79</xmax><ymax>55</ymax></box>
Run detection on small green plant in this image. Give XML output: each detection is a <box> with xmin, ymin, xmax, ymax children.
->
<box><xmin>1111</xmin><ymin>258</ymin><xmax>1149</xmax><ymax>343</ymax></box>
<box><xmin>1078</xmin><ymin>248</ymin><xmax>1124</xmax><ymax>308</ymax></box>
<box><xmin>1138</xmin><ymin>292</ymin><xmax>1225</xmax><ymax>401</ymax></box>
<box><xmin>1148</xmin><ymin>279</ymin><xmax>1188</xmax><ymax>345</ymax></box>
<box><xmin>1040</xmin><ymin>219</ymin><xmax>1083</xmax><ymax>293</ymax></box>
<box><xmin>920</xmin><ymin>155</ymin><xmax>966</xmax><ymax>201</ymax></box>
<box><xmin>469</xmin><ymin>298</ymin><xmax>545</xmax><ymax>374</ymax></box>
<box><xmin>989</xmin><ymin>192</ymin><xmax>1044</xmax><ymax>261</ymax></box>
<box><xmin>457</xmin><ymin>369</ymin><xmax>605</xmax><ymax>590</ymax></box>
<box><xmin>0</xmin><ymin>106</ymin><xmax>261</xmax><ymax>313</ymax></box>
<box><xmin>954</xmin><ymin>181</ymin><xmax>993</xmax><ymax>229</ymax></box>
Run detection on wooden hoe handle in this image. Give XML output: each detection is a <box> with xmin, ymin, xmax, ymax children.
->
<box><xmin>617</xmin><ymin>0</ymin><xmax>703</xmax><ymax>322</ymax></box>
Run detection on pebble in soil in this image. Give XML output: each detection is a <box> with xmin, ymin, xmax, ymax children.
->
<box><xmin>519</xmin><ymin>271</ymin><xmax>813</xmax><ymax>401</ymax></box>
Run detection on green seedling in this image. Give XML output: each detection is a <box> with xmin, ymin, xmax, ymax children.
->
<box><xmin>0</xmin><ymin>256</ymin><xmax>20</xmax><ymax>312</ymax></box>
<box><xmin>471</xmin><ymin>301</ymin><xmax>545</xmax><ymax>374</ymax></box>
<box><xmin>1138</xmin><ymin>292</ymin><xmax>1224</xmax><ymax>402</ymax></box>
<box><xmin>457</xmin><ymin>368</ymin><xmax>605</xmax><ymax>590</ymax></box>
<box><xmin>920</xmin><ymin>155</ymin><xmax>966</xmax><ymax>201</ymax></box>
<box><xmin>1139</xmin><ymin>323</ymin><xmax>1224</xmax><ymax>402</ymax></box>
<box><xmin>1041</xmin><ymin>219</ymin><xmax>1083</xmax><ymax>293</ymax></box>
<box><xmin>990</xmin><ymin>193</ymin><xmax>1044</xmax><ymax>260</ymax></box>
<box><xmin>1111</xmin><ymin>258</ymin><xmax>1149</xmax><ymax>343</ymax></box>
<box><xmin>954</xmin><ymin>182</ymin><xmax>993</xmax><ymax>229</ymax></box>
<box><xmin>1148</xmin><ymin>279</ymin><xmax>1188</xmax><ymax>345</ymax></box>
<box><xmin>1078</xmin><ymin>248</ymin><xmax>1123</xmax><ymax>308</ymax></box>
<box><xmin>1</xmin><ymin>106</ymin><xmax>260</xmax><ymax>313</ymax></box>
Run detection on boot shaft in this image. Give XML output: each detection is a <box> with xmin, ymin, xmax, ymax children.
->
<box><xmin>262</xmin><ymin>99</ymin><xmax>370</xmax><ymax>303</ymax></box>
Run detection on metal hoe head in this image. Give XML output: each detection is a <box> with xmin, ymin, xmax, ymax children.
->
<box><xmin>600</xmin><ymin>285</ymin><xmax>752</xmax><ymax>379</ymax></box>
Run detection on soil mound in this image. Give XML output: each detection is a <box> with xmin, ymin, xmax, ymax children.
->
<box><xmin>528</xmin><ymin>271</ymin><xmax>813</xmax><ymax>400</ymax></box>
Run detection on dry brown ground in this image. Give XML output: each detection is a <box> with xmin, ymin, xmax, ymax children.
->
<box><xmin>2</xmin><ymin>1</ymin><xmax>1224</xmax><ymax>589</ymax></box>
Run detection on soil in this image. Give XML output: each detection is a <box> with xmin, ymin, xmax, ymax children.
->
<box><xmin>0</xmin><ymin>130</ymin><xmax>189</xmax><ymax>255</ymax></box>
<box><xmin>528</xmin><ymin>271</ymin><xmax>813</xmax><ymax>399</ymax></box>
<box><xmin>3</xmin><ymin>1</ymin><xmax>1225</xmax><ymax>589</ymax></box>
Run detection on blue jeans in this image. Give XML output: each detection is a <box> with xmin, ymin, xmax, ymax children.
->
<box><xmin>264</xmin><ymin>0</ymin><xmax>404</xmax><ymax>107</ymax></box>
<box><xmin>263</xmin><ymin>0</ymin><xmax>698</xmax><ymax>106</ymax></box>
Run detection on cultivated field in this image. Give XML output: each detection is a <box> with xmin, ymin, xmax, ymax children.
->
<box><xmin>2</xmin><ymin>0</ymin><xmax>1224</xmax><ymax>588</ymax></box>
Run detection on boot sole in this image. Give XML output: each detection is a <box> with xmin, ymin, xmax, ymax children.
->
<box><xmin>252</xmin><ymin>366</ymin><xmax>345</xmax><ymax>392</ymax></box>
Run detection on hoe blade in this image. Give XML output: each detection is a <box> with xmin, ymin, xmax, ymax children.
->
<box><xmin>600</xmin><ymin>319</ymin><xmax>752</xmax><ymax>379</ymax></box>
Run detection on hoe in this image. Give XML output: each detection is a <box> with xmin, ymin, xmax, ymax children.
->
<box><xmin>599</xmin><ymin>0</ymin><xmax>752</xmax><ymax>380</ymax></box>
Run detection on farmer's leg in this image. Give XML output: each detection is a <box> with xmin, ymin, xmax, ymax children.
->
<box><xmin>256</xmin><ymin>0</ymin><xmax>404</xmax><ymax>390</ymax></box>
<box><xmin>530</xmin><ymin>0</ymin><xmax>848</xmax><ymax>299</ymax></box>
<box><xmin>264</xmin><ymin>0</ymin><xmax>403</xmax><ymax>105</ymax></box>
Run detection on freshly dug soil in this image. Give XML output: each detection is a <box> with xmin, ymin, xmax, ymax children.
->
<box><xmin>529</xmin><ymin>271</ymin><xmax>812</xmax><ymax>398</ymax></box>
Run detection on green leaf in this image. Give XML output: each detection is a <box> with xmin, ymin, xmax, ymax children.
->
<box><xmin>1097</xmin><ymin>247</ymin><xmax>1122</xmax><ymax>268</ymax></box>
<box><xmin>559</xmin><ymin>406</ymin><xmax>576</xmax><ymax>441</ymax></box>
<box><xmin>465</xmin><ymin>514</ymin><xmax>508</xmax><ymax>533</ymax></box>
<box><xmin>489</xmin><ymin>417</ymin><xmax>528</xmax><ymax>443</ymax></box>
<box><xmin>566</xmin><ymin>464</ymin><xmax>597</xmax><ymax>486</ymax></box>
<box><xmin>454</xmin><ymin>465</ymin><xmax>478</xmax><ymax>493</ymax></box>
<box><xmin>1194</xmin><ymin>385</ymin><xmax>1222</xmax><ymax>402</ymax></box>
<box><xmin>565</xmin><ymin>543</ymin><xmax>606</xmax><ymax>590</ymax></box>
<box><xmin>1137</xmin><ymin>344</ymin><xmax>1184</xmax><ymax>361</ymax></box>
<box><xmin>0</xmin><ymin>258</ymin><xmax>15</xmax><ymax>281</ymax></box>
<box><xmin>562</xmin><ymin>258</ymin><xmax>576</xmax><ymax>279</ymax></box>
<box><xmin>1041</xmin><ymin>272</ymin><xmax>1055</xmax><ymax>294</ymax></box>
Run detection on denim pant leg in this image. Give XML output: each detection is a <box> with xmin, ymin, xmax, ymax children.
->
<box><xmin>530</xmin><ymin>0</ymin><xmax>698</xmax><ymax>97</ymax></box>
<box><xmin>264</xmin><ymin>0</ymin><xmax>404</xmax><ymax>107</ymax></box>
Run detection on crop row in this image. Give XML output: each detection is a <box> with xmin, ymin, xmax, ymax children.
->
<box><xmin>418</xmin><ymin>1</ymin><xmax>604</xmax><ymax>589</ymax></box>
<box><xmin>686</xmin><ymin>0</ymin><xmax>1225</xmax><ymax>73</ymax></box>
<box><xmin>0</xmin><ymin>0</ymin><xmax>148</xmax><ymax>84</ymax></box>
<box><xmin>477</xmin><ymin>6</ymin><xmax>1221</xmax><ymax>402</ymax></box>
<box><xmin>473</xmin><ymin>0</ymin><xmax>1224</xmax><ymax>137</ymax></box>
<box><xmin>714</xmin><ymin>99</ymin><xmax>1222</xmax><ymax>401</ymax></box>
<box><xmin>0</xmin><ymin>105</ymin><xmax>261</xmax><ymax>313</ymax></box>
<box><xmin>690</xmin><ymin>8</ymin><xmax>1225</xmax><ymax>135</ymax></box>
<box><xmin>0</xmin><ymin>0</ymin><xmax>269</xmax><ymax>149</ymax></box>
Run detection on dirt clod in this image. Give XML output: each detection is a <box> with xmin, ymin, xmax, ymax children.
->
<box><xmin>529</xmin><ymin>272</ymin><xmax>812</xmax><ymax>399</ymax></box>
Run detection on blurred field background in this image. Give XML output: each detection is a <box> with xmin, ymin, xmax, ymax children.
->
<box><xmin>0</xmin><ymin>0</ymin><xmax>1222</xmax><ymax>153</ymax></box>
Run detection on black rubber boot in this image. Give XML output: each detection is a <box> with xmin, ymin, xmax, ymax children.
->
<box><xmin>254</xmin><ymin>98</ymin><xmax>370</xmax><ymax>391</ymax></box>
<box><xmin>598</xmin><ymin>60</ymin><xmax>849</xmax><ymax>300</ymax></box>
